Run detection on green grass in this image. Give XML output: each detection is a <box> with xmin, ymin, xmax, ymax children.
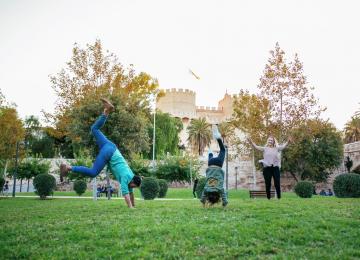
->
<box><xmin>1</xmin><ymin>189</ymin><xmax>359</xmax><ymax>259</ymax></box>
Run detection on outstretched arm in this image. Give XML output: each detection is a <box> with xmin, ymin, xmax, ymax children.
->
<box><xmin>221</xmin><ymin>189</ymin><xmax>228</xmax><ymax>207</ymax></box>
<box><xmin>124</xmin><ymin>194</ymin><xmax>134</xmax><ymax>208</ymax></box>
<box><xmin>247</xmin><ymin>138</ymin><xmax>264</xmax><ymax>151</ymax></box>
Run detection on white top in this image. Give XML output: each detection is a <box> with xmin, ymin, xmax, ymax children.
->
<box><xmin>252</xmin><ymin>142</ymin><xmax>288</xmax><ymax>168</ymax></box>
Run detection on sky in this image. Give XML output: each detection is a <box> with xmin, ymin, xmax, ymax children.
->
<box><xmin>0</xmin><ymin>0</ymin><xmax>359</xmax><ymax>130</ymax></box>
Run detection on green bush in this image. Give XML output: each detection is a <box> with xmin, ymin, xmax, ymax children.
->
<box><xmin>0</xmin><ymin>177</ymin><xmax>5</xmax><ymax>192</ymax></box>
<box><xmin>195</xmin><ymin>177</ymin><xmax>207</xmax><ymax>199</ymax></box>
<box><xmin>33</xmin><ymin>174</ymin><xmax>56</xmax><ymax>199</ymax></box>
<box><xmin>73</xmin><ymin>180</ymin><xmax>87</xmax><ymax>196</ymax></box>
<box><xmin>157</xmin><ymin>179</ymin><xmax>168</xmax><ymax>198</ymax></box>
<box><xmin>294</xmin><ymin>181</ymin><xmax>314</xmax><ymax>198</ymax></box>
<box><xmin>333</xmin><ymin>173</ymin><xmax>360</xmax><ymax>198</ymax></box>
<box><xmin>140</xmin><ymin>177</ymin><xmax>159</xmax><ymax>200</ymax></box>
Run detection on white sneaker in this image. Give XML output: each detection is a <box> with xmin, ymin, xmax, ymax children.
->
<box><xmin>212</xmin><ymin>125</ymin><xmax>221</xmax><ymax>140</ymax></box>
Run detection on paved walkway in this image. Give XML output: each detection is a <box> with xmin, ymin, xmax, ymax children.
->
<box><xmin>6</xmin><ymin>195</ymin><xmax>196</xmax><ymax>201</ymax></box>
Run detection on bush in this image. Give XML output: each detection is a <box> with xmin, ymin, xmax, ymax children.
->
<box><xmin>333</xmin><ymin>173</ymin><xmax>360</xmax><ymax>198</ymax></box>
<box><xmin>294</xmin><ymin>181</ymin><xmax>314</xmax><ymax>198</ymax></box>
<box><xmin>0</xmin><ymin>177</ymin><xmax>5</xmax><ymax>192</ymax></box>
<box><xmin>33</xmin><ymin>174</ymin><xmax>56</xmax><ymax>199</ymax></box>
<box><xmin>140</xmin><ymin>177</ymin><xmax>159</xmax><ymax>200</ymax></box>
<box><xmin>157</xmin><ymin>179</ymin><xmax>168</xmax><ymax>198</ymax></box>
<box><xmin>73</xmin><ymin>180</ymin><xmax>87</xmax><ymax>196</ymax></box>
<box><xmin>195</xmin><ymin>177</ymin><xmax>207</xmax><ymax>199</ymax></box>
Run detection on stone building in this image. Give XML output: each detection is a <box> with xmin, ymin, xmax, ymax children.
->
<box><xmin>156</xmin><ymin>88</ymin><xmax>259</xmax><ymax>190</ymax></box>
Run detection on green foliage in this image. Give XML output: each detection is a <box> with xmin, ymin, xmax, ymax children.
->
<box><xmin>48</xmin><ymin>40</ymin><xmax>159</xmax><ymax>159</ymax></box>
<box><xmin>129</xmin><ymin>155</ymin><xmax>153</xmax><ymax>177</ymax></box>
<box><xmin>344</xmin><ymin>116</ymin><xmax>360</xmax><ymax>143</ymax></box>
<box><xmin>0</xmin><ymin>176</ymin><xmax>4</xmax><ymax>192</ymax></box>
<box><xmin>283</xmin><ymin>119</ymin><xmax>343</xmax><ymax>182</ymax></box>
<box><xmin>187</xmin><ymin>118</ymin><xmax>211</xmax><ymax>155</ymax></box>
<box><xmin>333</xmin><ymin>173</ymin><xmax>360</xmax><ymax>198</ymax></box>
<box><xmin>157</xmin><ymin>179</ymin><xmax>168</xmax><ymax>198</ymax></box>
<box><xmin>140</xmin><ymin>177</ymin><xmax>159</xmax><ymax>200</ymax></box>
<box><xmin>156</xmin><ymin>155</ymin><xmax>201</xmax><ymax>183</ymax></box>
<box><xmin>67</xmin><ymin>149</ymin><xmax>93</xmax><ymax>181</ymax></box>
<box><xmin>33</xmin><ymin>174</ymin><xmax>56</xmax><ymax>199</ymax></box>
<box><xmin>294</xmin><ymin>181</ymin><xmax>314</xmax><ymax>198</ymax></box>
<box><xmin>73</xmin><ymin>180</ymin><xmax>87</xmax><ymax>196</ymax></box>
<box><xmin>195</xmin><ymin>177</ymin><xmax>207</xmax><ymax>198</ymax></box>
<box><xmin>149</xmin><ymin>111</ymin><xmax>183</xmax><ymax>159</ymax></box>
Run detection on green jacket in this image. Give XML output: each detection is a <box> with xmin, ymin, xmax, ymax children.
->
<box><xmin>201</xmin><ymin>166</ymin><xmax>228</xmax><ymax>206</ymax></box>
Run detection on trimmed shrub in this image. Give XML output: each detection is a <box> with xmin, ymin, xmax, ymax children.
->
<box><xmin>333</xmin><ymin>173</ymin><xmax>360</xmax><ymax>198</ymax></box>
<box><xmin>140</xmin><ymin>177</ymin><xmax>159</xmax><ymax>200</ymax></box>
<box><xmin>73</xmin><ymin>180</ymin><xmax>87</xmax><ymax>196</ymax></box>
<box><xmin>0</xmin><ymin>177</ymin><xmax>5</xmax><ymax>192</ymax></box>
<box><xmin>33</xmin><ymin>174</ymin><xmax>56</xmax><ymax>199</ymax></box>
<box><xmin>195</xmin><ymin>177</ymin><xmax>207</xmax><ymax>199</ymax></box>
<box><xmin>294</xmin><ymin>181</ymin><xmax>314</xmax><ymax>198</ymax></box>
<box><xmin>157</xmin><ymin>179</ymin><xmax>168</xmax><ymax>198</ymax></box>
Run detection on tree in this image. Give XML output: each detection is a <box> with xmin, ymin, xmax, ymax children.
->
<box><xmin>14</xmin><ymin>157</ymin><xmax>50</xmax><ymax>192</ymax></box>
<box><xmin>282</xmin><ymin>119</ymin><xmax>343</xmax><ymax>182</ymax></box>
<box><xmin>187</xmin><ymin>118</ymin><xmax>211</xmax><ymax>156</ymax></box>
<box><xmin>231</xmin><ymin>90</ymin><xmax>272</xmax><ymax>158</ymax></box>
<box><xmin>150</xmin><ymin>111</ymin><xmax>183</xmax><ymax>158</ymax></box>
<box><xmin>258</xmin><ymin>43</ymin><xmax>324</xmax><ymax>141</ymax></box>
<box><xmin>344</xmin><ymin>116</ymin><xmax>360</xmax><ymax>143</ymax></box>
<box><xmin>0</xmin><ymin>107</ymin><xmax>25</xmax><ymax>162</ymax></box>
<box><xmin>45</xmin><ymin>40</ymin><xmax>159</xmax><ymax>159</ymax></box>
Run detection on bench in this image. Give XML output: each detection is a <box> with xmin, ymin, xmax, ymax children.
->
<box><xmin>249</xmin><ymin>190</ymin><xmax>275</xmax><ymax>198</ymax></box>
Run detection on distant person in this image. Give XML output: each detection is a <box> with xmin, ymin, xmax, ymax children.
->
<box><xmin>327</xmin><ymin>189</ymin><xmax>333</xmax><ymax>196</ymax></box>
<box><xmin>319</xmin><ymin>189</ymin><xmax>327</xmax><ymax>196</ymax></box>
<box><xmin>59</xmin><ymin>98</ymin><xmax>141</xmax><ymax>208</ymax></box>
<box><xmin>200</xmin><ymin>125</ymin><xmax>228</xmax><ymax>207</ymax></box>
<box><xmin>248</xmin><ymin>135</ymin><xmax>291</xmax><ymax>200</ymax></box>
<box><xmin>192</xmin><ymin>178</ymin><xmax>199</xmax><ymax>198</ymax></box>
<box><xmin>3</xmin><ymin>181</ymin><xmax>9</xmax><ymax>196</ymax></box>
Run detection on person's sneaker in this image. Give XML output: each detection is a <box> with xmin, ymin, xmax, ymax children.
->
<box><xmin>100</xmin><ymin>98</ymin><xmax>115</xmax><ymax>113</ymax></box>
<box><xmin>212</xmin><ymin>125</ymin><xmax>222</xmax><ymax>140</ymax></box>
<box><xmin>60</xmin><ymin>163</ymin><xmax>70</xmax><ymax>182</ymax></box>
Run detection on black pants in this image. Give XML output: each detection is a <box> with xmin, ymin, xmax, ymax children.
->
<box><xmin>263</xmin><ymin>166</ymin><xmax>281</xmax><ymax>199</ymax></box>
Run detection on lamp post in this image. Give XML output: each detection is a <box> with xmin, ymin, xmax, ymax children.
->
<box><xmin>12</xmin><ymin>141</ymin><xmax>20</xmax><ymax>197</ymax></box>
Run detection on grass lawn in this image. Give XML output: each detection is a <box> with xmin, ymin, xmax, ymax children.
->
<box><xmin>1</xmin><ymin>189</ymin><xmax>359</xmax><ymax>259</ymax></box>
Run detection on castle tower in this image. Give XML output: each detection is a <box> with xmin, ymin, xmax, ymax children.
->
<box><xmin>156</xmin><ymin>88</ymin><xmax>196</xmax><ymax>119</ymax></box>
<box><xmin>218</xmin><ymin>93</ymin><xmax>234</xmax><ymax>121</ymax></box>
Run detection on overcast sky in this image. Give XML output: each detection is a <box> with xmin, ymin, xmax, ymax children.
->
<box><xmin>0</xmin><ymin>0</ymin><xmax>359</xmax><ymax>129</ymax></box>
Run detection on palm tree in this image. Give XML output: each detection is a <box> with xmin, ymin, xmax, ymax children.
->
<box><xmin>218</xmin><ymin>121</ymin><xmax>235</xmax><ymax>144</ymax></box>
<box><xmin>344</xmin><ymin>116</ymin><xmax>360</xmax><ymax>143</ymax></box>
<box><xmin>187</xmin><ymin>118</ymin><xmax>211</xmax><ymax>155</ymax></box>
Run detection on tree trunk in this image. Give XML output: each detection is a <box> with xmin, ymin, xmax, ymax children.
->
<box><xmin>20</xmin><ymin>179</ymin><xmax>22</xmax><ymax>192</ymax></box>
<box><xmin>27</xmin><ymin>179</ymin><xmax>30</xmax><ymax>192</ymax></box>
<box><xmin>289</xmin><ymin>172</ymin><xmax>299</xmax><ymax>182</ymax></box>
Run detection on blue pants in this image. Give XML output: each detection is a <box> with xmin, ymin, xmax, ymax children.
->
<box><xmin>72</xmin><ymin>114</ymin><xmax>116</xmax><ymax>178</ymax></box>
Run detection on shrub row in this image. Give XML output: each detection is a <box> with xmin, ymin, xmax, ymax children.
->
<box><xmin>140</xmin><ymin>177</ymin><xmax>169</xmax><ymax>200</ymax></box>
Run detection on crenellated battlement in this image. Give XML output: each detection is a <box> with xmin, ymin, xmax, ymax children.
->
<box><xmin>196</xmin><ymin>106</ymin><xmax>223</xmax><ymax>112</ymax></box>
<box><xmin>165</xmin><ymin>88</ymin><xmax>196</xmax><ymax>95</ymax></box>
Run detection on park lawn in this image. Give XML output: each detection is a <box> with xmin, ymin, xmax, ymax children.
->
<box><xmin>12</xmin><ymin>188</ymin><xmax>297</xmax><ymax>199</ymax></box>
<box><xmin>0</xmin><ymin>193</ymin><xmax>359</xmax><ymax>259</ymax></box>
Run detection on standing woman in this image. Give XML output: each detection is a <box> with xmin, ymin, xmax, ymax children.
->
<box><xmin>248</xmin><ymin>136</ymin><xmax>290</xmax><ymax>200</ymax></box>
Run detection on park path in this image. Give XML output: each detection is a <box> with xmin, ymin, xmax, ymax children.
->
<box><xmin>6</xmin><ymin>195</ymin><xmax>195</xmax><ymax>201</ymax></box>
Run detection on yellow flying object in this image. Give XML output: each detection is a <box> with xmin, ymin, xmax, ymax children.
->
<box><xmin>189</xmin><ymin>69</ymin><xmax>200</xmax><ymax>80</ymax></box>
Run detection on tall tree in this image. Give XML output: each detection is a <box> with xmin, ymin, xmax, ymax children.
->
<box><xmin>187</xmin><ymin>118</ymin><xmax>211</xmax><ymax>156</ymax></box>
<box><xmin>150</xmin><ymin>111</ymin><xmax>183</xmax><ymax>158</ymax></box>
<box><xmin>258</xmin><ymin>43</ymin><xmax>324</xmax><ymax>141</ymax></box>
<box><xmin>231</xmin><ymin>89</ymin><xmax>272</xmax><ymax>157</ymax></box>
<box><xmin>45</xmin><ymin>40</ymin><xmax>159</xmax><ymax>158</ymax></box>
<box><xmin>24</xmin><ymin>115</ymin><xmax>41</xmax><ymax>152</ymax></box>
<box><xmin>283</xmin><ymin>119</ymin><xmax>343</xmax><ymax>182</ymax></box>
<box><xmin>344</xmin><ymin>116</ymin><xmax>360</xmax><ymax>143</ymax></box>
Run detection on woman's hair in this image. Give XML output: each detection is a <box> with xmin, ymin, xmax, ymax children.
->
<box><xmin>206</xmin><ymin>191</ymin><xmax>221</xmax><ymax>205</ymax></box>
<box><xmin>265</xmin><ymin>135</ymin><xmax>278</xmax><ymax>147</ymax></box>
